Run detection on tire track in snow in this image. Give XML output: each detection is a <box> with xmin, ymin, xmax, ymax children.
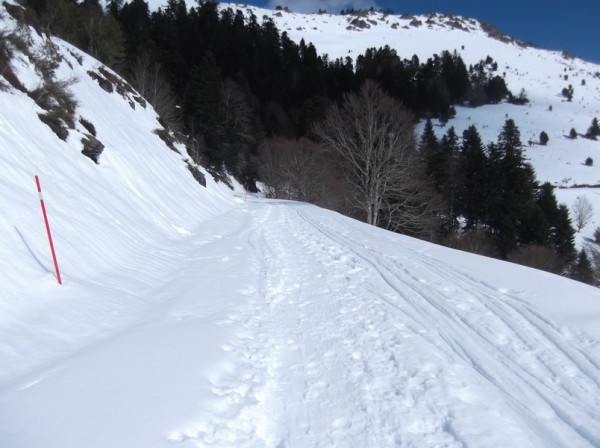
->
<box><xmin>295</xmin><ymin>206</ymin><xmax>600</xmax><ymax>447</ymax></box>
<box><xmin>168</xmin><ymin>201</ymin><xmax>599</xmax><ymax>447</ymax></box>
<box><xmin>252</xmin><ymin>204</ymin><xmax>465</xmax><ymax>447</ymax></box>
<box><xmin>185</xmin><ymin>203</ymin><xmax>467</xmax><ymax>447</ymax></box>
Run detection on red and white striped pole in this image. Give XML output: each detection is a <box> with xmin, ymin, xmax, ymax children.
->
<box><xmin>35</xmin><ymin>175</ymin><xmax>62</xmax><ymax>285</ymax></box>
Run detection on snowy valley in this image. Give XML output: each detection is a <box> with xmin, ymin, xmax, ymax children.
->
<box><xmin>0</xmin><ymin>1</ymin><xmax>600</xmax><ymax>447</ymax></box>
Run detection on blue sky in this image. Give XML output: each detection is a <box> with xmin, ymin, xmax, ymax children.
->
<box><xmin>253</xmin><ymin>0</ymin><xmax>600</xmax><ymax>63</ymax></box>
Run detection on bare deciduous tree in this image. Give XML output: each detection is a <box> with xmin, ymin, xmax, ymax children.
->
<box><xmin>85</xmin><ymin>14</ymin><xmax>125</xmax><ymax>68</ymax></box>
<box><xmin>129</xmin><ymin>53</ymin><xmax>182</xmax><ymax>131</ymax></box>
<box><xmin>584</xmin><ymin>243</ymin><xmax>600</xmax><ymax>286</ymax></box>
<box><xmin>219</xmin><ymin>78</ymin><xmax>262</xmax><ymax>181</ymax></box>
<box><xmin>258</xmin><ymin>137</ymin><xmax>330</xmax><ymax>204</ymax></box>
<box><xmin>313</xmin><ymin>80</ymin><xmax>435</xmax><ymax>233</ymax></box>
<box><xmin>573</xmin><ymin>195</ymin><xmax>593</xmax><ymax>232</ymax></box>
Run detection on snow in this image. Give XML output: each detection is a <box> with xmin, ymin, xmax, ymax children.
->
<box><xmin>2</xmin><ymin>199</ymin><xmax>600</xmax><ymax>447</ymax></box>
<box><xmin>1</xmin><ymin>3</ymin><xmax>600</xmax><ymax>447</ymax></box>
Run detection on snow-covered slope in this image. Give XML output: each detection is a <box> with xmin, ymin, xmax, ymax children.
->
<box><xmin>0</xmin><ymin>1</ymin><xmax>236</xmax><ymax>381</ymax></box>
<box><xmin>143</xmin><ymin>1</ymin><xmax>600</xmax><ymax>237</ymax></box>
<box><xmin>218</xmin><ymin>3</ymin><xmax>600</xmax><ymax>241</ymax></box>
<box><xmin>229</xmin><ymin>4</ymin><xmax>600</xmax><ymax>162</ymax></box>
<box><xmin>1</xmin><ymin>3</ymin><xmax>600</xmax><ymax>447</ymax></box>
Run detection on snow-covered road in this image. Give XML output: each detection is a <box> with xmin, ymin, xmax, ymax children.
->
<box><xmin>1</xmin><ymin>199</ymin><xmax>600</xmax><ymax>447</ymax></box>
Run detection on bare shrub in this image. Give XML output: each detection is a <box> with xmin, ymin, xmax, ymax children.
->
<box><xmin>180</xmin><ymin>123</ymin><xmax>208</xmax><ymax>168</ymax></box>
<box><xmin>84</xmin><ymin>13</ymin><xmax>125</xmax><ymax>67</ymax></box>
<box><xmin>258</xmin><ymin>137</ymin><xmax>327</xmax><ymax>203</ymax></box>
<box><xmin>0</xmin><ymin>30</ymin><xmax>27</xmax><ymax>92</ymax></box>
<box><xmin>508</xmin><ymin>245</ymin><xmax>564</xmax><ymax>274</ymax></box>
<box><xmin>31</xmin><ymin>39</ymin><xmax>62</xmax><ymax>80</ymax></box>
<box><xmin>31</xmin><ymin>78</ymin><xmax>78</xmax><ymax>139</ymax></box>
<box><xmin>30</xmin><ymin>78</ymin><xmax>77</xmax><ymax>118</ymax></box>
<box><xmin>453</xmin><ymin>228</ymin><xmax>499</xmax><ymax>258</ymax></box>
<box><xmin>0</xmin><ymin>30</ymin><xmax>13</xmax><ymax>90</ymax></box>
<box><xmin>130</xmin><ymin>53</ymin><xmax>182</xmax><ymax>130</ymax></box>
<box><xmin>585</xmin><ymin>244</ymin><xmax>600</xmax><ymax>286</ymax></box>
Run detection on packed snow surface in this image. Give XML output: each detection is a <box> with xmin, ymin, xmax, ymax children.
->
<box><xmin>2</xmin><ymin>198</ymin><xmax>600</xmax><ymax>447</ymax></box>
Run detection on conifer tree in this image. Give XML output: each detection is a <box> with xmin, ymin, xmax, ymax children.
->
<box><xmin>419</xmin><ymin>118</ymin><xmax>440</xmax><ymax>179</ymax></box>
<box><xmin>571</xmin><ymin>250</ymin><xmax>595</xmax><ymax>285</ymax></box>
<box><xmin>185</xmin><ymin>52</ymin><xmax>224</xmax><ymax>165</ymax></box>
<box><xmin>490</xmin><ymin>119</ymin><xmax>538</xmax><ymax>257</ymax></box>
<box><xmin>438</xmin><ymin>127</ymin><xmax>461</xmax><ymax>233</ymax></box>
<box><xmin>440</xmin><ymin>50</ymin><xmax>469</xmax><ymax>103</ymax></box>
<box><xmin>485</xmin><ymin>76</ymin><xmax>509</xmax><ymax>103</ymax></box>
<box><xmin>554</xmin><ymin>204</ymin><xmax>577</xmax><ymax>263</ymax></box>
<box><xmin>586</xmin><ymin>117</ymin><xmax>600</xmax><ymax>140</ymax></box>
<box><xmin>458</xmin><ymin>125</ymin><xmax>488</xmax><ymax>228</ymax></box>
<box><xmin>106</xmin><ymin>0</ymin><xmax>123</xmax><ymax>18</ymax></box>
<box><xmin>118</xmin><ymin>0</ymin><xmax>151</xmax><ymax>62</ymax></box>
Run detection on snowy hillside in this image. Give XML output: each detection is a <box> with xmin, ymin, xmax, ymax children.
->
<box><xmin>223</xmin><ymin>4</ymin><xmax>600</xmax><ymax>166</ymax></box>
<box><xmin>0</xmin><ymin>0</ymin><xmax>237</xmax><ymax>382</ymax></box>
<box><xmin>1</xmin><ymin>2</ymin><xmax>600</xmax><ymax>447</ymax></box>
<box><xmin>206</xmin><ymin>2</ymin><xmax>600</xmax><ymax>242</ymax></box>
<box><xmin>142</xmin><ymin>0</ymin><xmax>600</xmax><ymax>240</ymax></box>
<box><xmin>144</xmin><ymin>0</ymin><xmax>600</xmax><ymax>240</ymax></box>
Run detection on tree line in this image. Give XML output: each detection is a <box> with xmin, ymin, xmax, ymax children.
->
<box><xmin>21</xmin><ymin>0</ymin><xmax>512</xmax><ymax>183</ymax></box>
<box><xmin>14</xmin><ymin>0</ymin><xmax>590</xmax><ymax>282</ymax></box>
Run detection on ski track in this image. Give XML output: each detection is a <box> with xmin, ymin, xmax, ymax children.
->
<box><xmin>169</xmin><ymin>201</ymin><xmax>600</xmax><ymax>447</ymax></box>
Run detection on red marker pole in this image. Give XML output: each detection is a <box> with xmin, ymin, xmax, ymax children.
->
<box><xmin>35</xmin><ymin>175</ymin><xmax>62</xmax><ymax>285</ymax></box>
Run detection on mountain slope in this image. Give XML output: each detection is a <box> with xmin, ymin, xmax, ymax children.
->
<box><xmin>1</xmin><ymin>3</ymin><xmax>600</xmax><ymax>447</ymax></box>
<box><xmin>222</xmin><ymin>3</ymin><xmax>600</xmax><ymax>182</ymax></box>
<box><xmin>142</xmin><ymin>0</ymin><xmax>600</xmax><ymax>241</ymax></box>
<box><xmin>216</xmin><ymin>3</ymin><xmax>600</xmax><ymax>242</ymax></box>
<box><xmin>0</xmin><ymin>1</ymin><xmax>237</xmax><ymax>381</ymax></box>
